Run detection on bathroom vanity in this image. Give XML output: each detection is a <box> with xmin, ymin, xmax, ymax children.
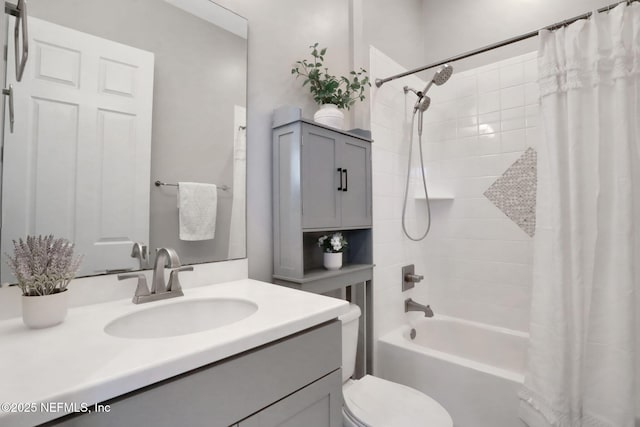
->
<box><xmin>0</xmin><ymin>280</ymin><xmax>347</xmax><ymax>427</ymax></box>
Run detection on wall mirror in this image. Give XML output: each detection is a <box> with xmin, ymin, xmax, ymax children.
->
<box><xmin>0</xmin><ymin>0</ymin><xmax>247</xmax><ymax>283</ymax></box>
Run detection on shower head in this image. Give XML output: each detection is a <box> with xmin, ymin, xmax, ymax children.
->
<box><xmin>433</xmin><ymin>64</ymin><xmax>453</xmax><ymax>86</ymax></box>
<box><xmin>412</xmin><ymin>94</ymin><xmax>431</xmax><ymax>113</ymax></box>
<box><xmin>417</xmin><ymin>95</ymin><xmax>431</xmax><ymax>112</ymax></box>
<box><xmin>406</xmin><ymin>85</ymin><xmax>430</xmax><ymax>113</ymax></box>
<box><xmin>416</xmin><ymin>96</ymin><xmax>431</xmax><ymax>135</ymax></box>
<box><xmin>421</xmin><ymin>64</ymin><xmax>454</xmax><ymax>95</ymax></box>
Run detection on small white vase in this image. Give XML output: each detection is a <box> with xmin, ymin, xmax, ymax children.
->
<box><xmin>323</xmin><ymin>252</ymin><xmax>343</xmax><ymax>270</ymax></box>
<box><xmin>314</xmin><ymin>104</ymin><xmax>344</xmax><ymax>129</ymax></box>
<box><xmin>22</xmin><ymin>289</ymin><xmax>69</xmax><ymax>329</ymax></box>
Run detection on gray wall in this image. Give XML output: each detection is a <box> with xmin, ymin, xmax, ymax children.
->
<box><xmin>421</xmin><ymin>0</ymin><xmax>616</xmax><ymax>71</ymax></box>
<box><xmin>362</xmin><ymin>0</ymin><xmax>425</xmax><ymax>71</ymax></box>
<box><xmin>214</xmin><ymin>0</ymin><xmax>352</xmax><ymax>281</ymax></box>
<box><xmin>353</xmin><ymin>0</ymin><xmax>426</xmax><ymax>129</ymax></box>
<box><xmin>28</xmin><ymin>0</ymin><xmax>247</xmax><ymax>265</ymax></box>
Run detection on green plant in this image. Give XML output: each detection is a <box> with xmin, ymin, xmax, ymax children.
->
<box><xmin>5</xmin><ymin>235</ymin><xmax>83</xmax><ymax>296</ymax></box>
<box><xmin>291</xmin><ymin>43</ymin><xmax>370</xmax><ymax>110</ymax></box>
<box><xmin>317</xmin><ymin>232</ymin><xmax>348</xmax><ymax>253</ymax></box>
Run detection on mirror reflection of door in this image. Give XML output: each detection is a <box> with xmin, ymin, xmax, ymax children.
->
<box><xmin>1</xmin><ymin>17</ymin><xmax>154</xmax><ymax>281</ymax></box>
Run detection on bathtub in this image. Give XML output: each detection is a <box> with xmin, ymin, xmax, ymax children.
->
<box><xmin>378</xmin><ymin>315</ymin><xmax>529</xmax><ymax>427</ymax></box>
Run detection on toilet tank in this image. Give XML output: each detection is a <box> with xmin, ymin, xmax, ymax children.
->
<box><xmin>339</xmin><ymin>303</ymin><xmax>361</xmax><ymax>383</ymax></box>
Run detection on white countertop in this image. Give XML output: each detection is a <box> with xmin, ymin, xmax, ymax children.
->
<box><xmin>0</xmin><ymin>279</ymin><xmax>349</xmax><ymax>427</ymax></box>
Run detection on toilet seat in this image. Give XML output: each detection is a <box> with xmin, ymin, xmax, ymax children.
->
<box><xmin>342</xmin><ymin>375</ymin><xmax>453</xmax><ymax>427</ymax></box>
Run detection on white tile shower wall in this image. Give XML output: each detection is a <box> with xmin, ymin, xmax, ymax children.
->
<box><xmin>370</xmin><ymin>47</ymin><xmax>431</xmax><ymax>349</ymax></box>
<box><xmin>370</xmin><ymin>47</ymin><xmax>537</xmax><ymax>342</ymax></box>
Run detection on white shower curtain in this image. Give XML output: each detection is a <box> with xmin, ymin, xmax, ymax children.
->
<box><xmin>519</xmin><ymin>3</ymin><xmax>640</xmax><ymax>427</ymax></box>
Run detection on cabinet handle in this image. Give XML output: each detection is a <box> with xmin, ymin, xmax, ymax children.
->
<box><xmin>337</xmin><ymin>167</ymin><xmax>343</xmax><ymax>191</ymax></box>
<box><xmin>343</xmin><ymin>169</ymin><xmax>348</xmax><ymax>192</ymax></box>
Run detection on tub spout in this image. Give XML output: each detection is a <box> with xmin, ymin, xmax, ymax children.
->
<box><xmin>405</xmin><ymin>298</ymin><xmax>434</xmax><ymax>317</ymax></box>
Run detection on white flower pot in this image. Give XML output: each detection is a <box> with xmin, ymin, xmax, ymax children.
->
<box><xmin>323</xmin><ymin>252</ymin><xmax>343</xmax><ymax>270</ymax></box>
<box><xmin>313</xmin><ymin>104</ymin><xmax>344</xmax><ymax>129</ymax></box>
<box><xmin>22</xmin><ymin>289</ymin><xmax>69</xmax><ymax>329</ymax></box>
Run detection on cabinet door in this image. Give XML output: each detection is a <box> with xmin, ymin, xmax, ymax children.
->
<box><xmin>301</xmin><ymin>126</ymin><xmax>341</xmax><ymax>229</ymax></box>
<box><xmin>239</xmin><ymin>370</ymin><xmax>342</xmax><ymax>427</ymax></box>
<box><xmin>339</xmin><ymin>137</ymin><xmax>372</xmax><ymax>227</ymax></box>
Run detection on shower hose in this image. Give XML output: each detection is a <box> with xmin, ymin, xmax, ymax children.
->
<box><xmin>401</xmin><ymin>111</ymin><xmax>432</xmax><ymax>241</ymax></box>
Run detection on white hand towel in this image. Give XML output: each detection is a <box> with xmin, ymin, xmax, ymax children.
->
<box><xmin>177</xmin><ymin>182</ymin><xmax>217</xmax><ymax>241</ymax></box>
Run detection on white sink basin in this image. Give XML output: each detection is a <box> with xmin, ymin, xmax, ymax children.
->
<box><xmin>104</xmin><ymin>298</ymin><xmax>258</xmax><ymax>339</ymax></box>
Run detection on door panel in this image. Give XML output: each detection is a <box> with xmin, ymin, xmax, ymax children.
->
<box><xmin>31</xmin><ymin>99</ymin><xmax>79</xmax><ymax>238</ymax></box>
<box><xmin>301</xmin><ymin>126</ymin><xmax>341</xmax><ymax>229</ymax></box>
<box><xmin>340</xmin><ymin>138</ymin><xmax>371</xmax><ymax>227</ymax></box>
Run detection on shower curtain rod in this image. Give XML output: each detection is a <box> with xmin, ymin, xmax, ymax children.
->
<box><xmin>375</xmin><ymin>0</ymin><xmax>638</xmax><ymax>87</ymax></box>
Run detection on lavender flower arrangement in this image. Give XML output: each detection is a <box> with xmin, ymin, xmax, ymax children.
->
<box><xmin>317</xmin><ymin>232</ymin><xmax>348</xmax><ymax>253</ymax></box>
<box><xmin>5</xmin><ymin>235</ymin><xmax>83</xmax><ymax>296</ymax></box>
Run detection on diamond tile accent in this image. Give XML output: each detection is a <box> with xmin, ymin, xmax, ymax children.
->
<box><xmin>484</xmin><ymin>147</ymin><xmax>537</xmax><ymax>237</ymax></box>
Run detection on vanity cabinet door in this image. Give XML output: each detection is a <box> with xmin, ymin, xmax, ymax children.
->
<box><xmin>301</xmin><ymin>126</ymin><xmax>342</xmax><ymax>229</ymax></box>
<box><xmin>238</xmin><ymin>370</ymin><xmax>342</xmax><ymax>427</ymax></box>
<box><xmin>339</xmin><ymin>137</ymin><xmax>372</xmax><ymax>228</ymax></box>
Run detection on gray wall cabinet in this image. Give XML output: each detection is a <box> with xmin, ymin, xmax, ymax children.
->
<box><xmin>272</xmin><ymin>111</ymin><xmax>374</xmax><ymax>378</ymax></box>
<box><xmin>44</xmin><ymin>321</ymin><xmax>342</xmax><ymax>427</ymax></box>
<box><xmin>272</xmin><ymin>118</ymin><xmax>373</xmax><ymax>280</ymax></box>
<box><xmin>300</xmin><ymin>125</ymin><xmax>372</xmax><ymax>230</ymax></box>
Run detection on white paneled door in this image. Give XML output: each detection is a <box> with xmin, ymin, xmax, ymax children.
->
<box><xmin>2</xmin><ymin>17</ymin><xmax>154</xmax><ymax>280</ymax></box>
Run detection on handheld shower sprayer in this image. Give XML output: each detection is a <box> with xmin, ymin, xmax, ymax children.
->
<box><xmin>417</xmin><ymin>96</ymin><xmax>431</xmax><ymax>135</ymax></box>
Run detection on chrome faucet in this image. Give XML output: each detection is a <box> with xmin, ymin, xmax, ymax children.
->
<box><xmin>152</xmin><ymin>248</ymin><xmax>181</xmax><ymax>294</ymax></box>
<box><xmin>118</xmin><ymin>247</ymin><xmax>193</xmax><ymax>304</ymax></box>
<box><xmin>405</xmin><ymin>298</ymin><xmax>434</xmax><ymax>317</ymax></box>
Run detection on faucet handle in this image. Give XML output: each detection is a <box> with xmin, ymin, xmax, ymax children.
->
<box><xmin>167</xmin><ymin>266</ymin><xmax>193</xmax><ymax>294</ymax></box>
<box><xmin>405</xmin><ymin>273</ymin><xmax>424</xmax><ymax>283</ymax></box>
<box><xmin>118</xmin><ymin>272</ymin><xmax>151</xmax><ymax>303</ymax></box>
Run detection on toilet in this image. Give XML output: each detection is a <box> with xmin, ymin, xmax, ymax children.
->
<box><xmin>339</xmin><ymin>304</ymin><xmax>453</xmax><ymax>427</ymax></box>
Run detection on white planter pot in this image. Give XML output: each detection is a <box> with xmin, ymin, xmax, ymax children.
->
<box><xmin>313</xmin><ymin>104</ymin><xmax>344</xmax><ymax>129</ymax></box>
<box><xmin>323</xmin><ymin>252</ymin><xmax>343</xmax><ymax>270</ymax></box>
<box><xmin>22</xmin><ymin>289</ymin><xmax>69</xmax><ymax>329</ymax></box>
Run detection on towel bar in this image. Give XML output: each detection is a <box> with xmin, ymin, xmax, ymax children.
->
<box><xmin>154</xmin><ymin>180</ymin><xmax>231</xmax><ymax>192</ymax></box>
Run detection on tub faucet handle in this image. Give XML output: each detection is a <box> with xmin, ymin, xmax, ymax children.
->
<box><xmin>402</xmin><ymin>264</ymin><xmax>424</xmax><ymax>291</ymax></box>
<box><xmin>405</xmin><ymin>273</ymin><xmax>424</xmax><ymax>283</ymax></box>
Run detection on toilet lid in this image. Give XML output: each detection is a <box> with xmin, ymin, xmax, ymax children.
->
<box><xmin>343</xmin><ymin>375</ymin><xmax>453</xmax><ymax>427</ymax></box>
